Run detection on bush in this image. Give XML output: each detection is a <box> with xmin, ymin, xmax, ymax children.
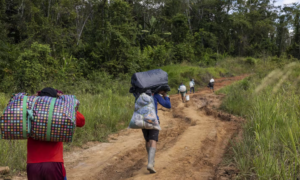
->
<box><xmin>244</xmin><ymin>57</ymin><xmax>257</xmax><ymax>65</ymax></box>
<box><xmin>173</xmin><ymin>43</ymin><xmax>194</xmax><ymax>63</ymax></box>
<box><xmin>143</xmin><ymin>45</ymin><xmax>173</xmax><ymax>67</ymax></box>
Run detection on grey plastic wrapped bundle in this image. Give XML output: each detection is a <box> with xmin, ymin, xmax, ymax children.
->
<box><xmin>129</xmin><ymin>69</ymin><xmax>170</xmax><ymax>95</ymax></box>
<box><xmin>128</xmin><ymin>93</ymin><xmax>161</xmax><ymax>130</ymax></box>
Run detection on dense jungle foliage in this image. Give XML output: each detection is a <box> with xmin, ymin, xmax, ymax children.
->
<box><xmin>0</xmin><ymin>0</ymin><xmax>299</xmax><ymax>93</ymax></box>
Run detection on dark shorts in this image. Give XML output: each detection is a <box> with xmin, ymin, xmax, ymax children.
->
<box><xmin>180</xmin><ymin>92</ymin><xmax>186</xmax><ymax>97</ymax></box>
<box><xmin>142</xmin><ymin>129</ymin><xmax>159</xmax><ymax>142</ymax></box>
<box><xmin>27</xmin><ymin>162</ymin><xmax>66</xmax><ymax>180</ymax></box>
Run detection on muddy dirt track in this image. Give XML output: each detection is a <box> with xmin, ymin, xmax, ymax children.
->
<box><xmin>60</xmin><ymin>75</ymin><xmax>247</xmax><ymax>180</ymax></box>
<box><xmin>7</xmin><ymin>75</ymin><xmax>246</xmax><ymax>180</ymax></box>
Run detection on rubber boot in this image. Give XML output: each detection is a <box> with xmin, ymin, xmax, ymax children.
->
<box><xmin>146</xmin><ymin>145</ymin><xmax>156</xmax><ymax>167</ymax></box>
<box><xmin>147</xmin><ymin>147</ymin><xmax>156</xmax><ymax>173</ymax></box>
<box><xmin>146</xmin><ymin>146</ymin><xmax>156</xmax><ymax>167</ymax></box>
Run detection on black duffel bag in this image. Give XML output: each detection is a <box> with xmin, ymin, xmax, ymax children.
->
<box><xmin>129</xmin><ymin>69</ymin><xmax>170</xmax><ymax>95</ymax></box>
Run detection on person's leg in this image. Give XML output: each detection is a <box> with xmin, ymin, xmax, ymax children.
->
<box><xmin>62</xmin><ymin>163</ymin><xmax>67</xmax><ymax>180</ymax></box>
<box><xmin>142</xmin><ymin>129</ymin><xmax>150</xmax><ymax>150</ymax></box>
<box><xmin>143</xmin><ymin>129</ymin><xmax>156</xmax><ymax>167</ymax></box>
<box><xmin>149</xmin><ymin>140</ymin><xmax>157</xmax><ymax>148</ymax></box>
<box><xmin>146</xmin><ymin>141</ymin><xmax>150</xmax><ymax>151</ymax></box>
<box><xmin>147</xmin><ymin>130</ymin><xmax>159</xmax><ymax>173</ymax></box>
<box><xmin>27</xmin><ymin>162</ymin><xmax>64</xmax><ymax>180</ymax></box>
<box><xmin>27</xmin><ymin>163</ymin><xmax>43</xmax><ymax>180</ymax></box>
<box><xmin>147</xmin><ymin>130</ymin><xmax>158</xmax><ymax>148</ymax></box>
<box><xmin>42</xmin><ymin>162</ymin><xmax>64</xmax><ymax>180</ymax></box>
<box><xmin>192</xmin><ymin>87</ymin><xmax>195</xmax><ymax>93</ymax></box>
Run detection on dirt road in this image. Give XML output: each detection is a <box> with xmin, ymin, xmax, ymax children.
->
<box><xmin>62</xmin><ymin>75</ymin><xmax>246</xmax><ymax>180</ymax></box>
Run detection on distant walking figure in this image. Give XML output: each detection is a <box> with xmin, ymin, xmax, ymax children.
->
<box><xmin>208</xmin><ymin>78</ymin><xmax>215</xmax><ymax>92</ymax></box>
<box><xmin>178</xmin><ymin>83</ymin><xmax>187</xmax><ymax>103</ymax></box>
<box><xmin>189</xmin><ymin>79</ymin><xmax>195</xmax><ymax>94</ymax></box>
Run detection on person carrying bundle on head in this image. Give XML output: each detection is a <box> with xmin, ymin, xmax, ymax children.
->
<box><xmin>128</xmin><ymin>69</ymin><xmax>171</xmax><ymax>174</ymax></box>
<box><xmin>178</xmin><ymin>83</ymin><xmax>187</xmax><ymax>103</ymax></box>
<box><xmin>143</xmin><ymin>88</ymin><xmax>171</xmax><ymax>173</ymax></box>
<box><xmin>189</xmin><ymin>79</ymin><xmax>195</xmax><ymax>94</ymax></box>
<box><xmin>208</xmin><ymin>78</ymin><xmax>215</xmax><ymax>92</ymax></box>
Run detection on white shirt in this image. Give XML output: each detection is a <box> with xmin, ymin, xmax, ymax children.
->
<box><xmin>210</xmin><ymin>79</ymin><xmax>215</xmax><ymax>83</ymax></box>
<box><xmin>189</xmin><ymin>81</ymin><xmax>195</xmax><ymax>87</ymax></box>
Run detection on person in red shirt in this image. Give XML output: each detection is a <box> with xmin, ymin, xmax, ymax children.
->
<box><xmin>27</xmin><ymin>87</ymin><xmax>85</xmax><ymax>180</ymax></box>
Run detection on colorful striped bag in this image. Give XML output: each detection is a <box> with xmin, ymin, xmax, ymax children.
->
<box><xmin>0</xmin><ymin>93</ymin><xmax>29</xmax><ymax>139</ymax></box>
<box><xmin>0</xmin><ymin>93</ymin><xmax>80</xmax><ymax>142</ymax></box>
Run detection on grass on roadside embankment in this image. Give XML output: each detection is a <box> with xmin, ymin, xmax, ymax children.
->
<box><xmin>219</xmin><ymin>61</ymin><xmax>300</xmax><ymax>179</ymax></box>
<box><xmin>0</xmin><ymin>57</ymin><xmax>273</xmax><ymax>172</ymax></box>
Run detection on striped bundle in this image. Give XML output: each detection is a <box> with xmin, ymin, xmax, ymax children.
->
<box><xmin>0</xmin><ymin>93</ymin><xmax>79</xmax><ymax>142</ymax></box>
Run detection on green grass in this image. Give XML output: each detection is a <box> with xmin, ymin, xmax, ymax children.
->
<box><xmin>0</xmin><ymin>93</ymin><xmax>28</xmax><ymax>172</ymax></box>
<box><xmin>72</xmin><ymin>91</ymin><xmax>134</xmax><ymax>145</ymax></box>
<box><xmin>219</xmin><ymin>61</ymin><xmax>300</xmax><ymax>179</ymax></box>
<box><xmin>0</xmin><ymin>57</ymin><xmax>283</xmax><ymax>172</ymax></box>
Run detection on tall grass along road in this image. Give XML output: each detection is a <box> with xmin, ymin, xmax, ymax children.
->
<box><xmin>220</xmin><ymin>62</ymin><xmax>300</xmax><ymax>179</ymax></box>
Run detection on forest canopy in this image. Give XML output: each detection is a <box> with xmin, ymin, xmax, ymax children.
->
<box><xmin>0</xmin><ymin>0</ymin><xmax>299</xmax><ymax>92</ymax></box>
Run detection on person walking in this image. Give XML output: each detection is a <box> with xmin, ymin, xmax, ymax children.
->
<box><xmin>208</xmin><ymin>78</ymin><xmax>215</xmax><ymax>92</ymax></box>
<box><xmin>27</xmin><ymin>87</ymin><xmax>85</xmax><ymax>180</ymax></box>
<box><xmin>143</xmin><ymin>90</ymin><xmax>171</xmax><ymax>173</ymax></box>
<box><xmin>189</xmin><ymin>79</ymin><xmax>195</xmax><ymax>94</ymax></box>
<box><xmin>178</xmin><ymin>83</ymin><xmax>187</xmax><ymax>103</ymax></box>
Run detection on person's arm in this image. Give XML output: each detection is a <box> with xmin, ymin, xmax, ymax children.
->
<box><xmin>76</xmin><ymin>111</ymin><xmax>85</xmax><ymax>127</ymax></box>
<box><xmin>154</xmin><ymin>94</ymin><xmax>171</xmax><ymax>109</ymax></box>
